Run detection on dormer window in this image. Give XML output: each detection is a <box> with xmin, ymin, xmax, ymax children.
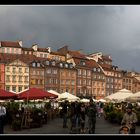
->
<box><xmin>60</xmin><ymin>63</ymin><xmax>63</xmax><ymax>67</ymax></box>
<box><xmin>93</xmin><ymin>68</ymin><xmax>96</xmax><ymax>72</ymax></box>
<box><xmin>65</xmin><ymin>63</ymin><xmax>68</xmax><ymax>68</ymax></box>
<box><xmin>52</xmin><ymin>61</ymin><xmax>56</xmax><ymax>66</ymax></box>
<box><xmin>98</xmin><ymin>68</ymin><xmax>101</xmax><ymax>72</ymax></box>
<box><xmin>37</xmin><ymin>63</ymin><xmax>40</xmax><ymax>67</ymax></box>
<box><xmin>80</xmin><ymin>60</ymin><xmax>85</xmax><ymax>66</ymax></box>
<box><xmin>70</xmin><ymin>64</ymin><xmax>73</xmax><ymax>68</ymax></box>
<box><xmin>46</xmin><ymin>61</ymin><xmax>50</xmax><ymax>65</ymax></box>
<box><xmin>32</xmin><ymin>62</ymin><xmax>36</xmax><ymax>67</ymax></box>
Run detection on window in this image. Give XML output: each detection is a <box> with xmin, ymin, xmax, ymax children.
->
<box><xmin>46</xmin><ymin>69</ymin><xmax>51</xmax><ymax>74</ymax></box>
<box><xmin>32</xmin><ymin>62</ymin><xmax>36</xmax><ymax>67</ymax></box>
<box><xmin>12</xmin><ymin>75</ymin><xmax>16</xmax><ymax>82</ymax></box>
<box><xmin>83</xmin><ymin>79</ymin><xmax>86</xmax><ymax>85</ymax></box>
<box><xmin>53</xmin><ymin>69</ymin><xmax>57</xmax><ymax>74</ymax></box>
<box><xmin>46</xmin><ymin>61</ymin><xmax>50</xmax><ymax>65</ymax></box>
<box><xmin>44</xmin><ymin>54</ymin><xmax>47</xmax><ymax>58</ymax></box>
<box><xmin>40</xmin><ymin>53</ymin><xmax>43</xmax><ymax>57</ymax></box>
<box><xmin>78</xmin><ymin>80</ymin><xmax>81</xmax><ymax>85</ymax></box>
<box><xmin>94</xmin><ymin>75</ymin><xmax>96</xmax><ymax>79</ymax></box>
<box><xmin>52</xmin><ymin>61</ymin><xmax>56</xmax><ymax>66</ymax></box>
<box><xmin>71</xmin><ymin>80</ymin><xmax>75</xmax><ymax>85</ymax></box>
<box><xmin>25</xmin><ymin>76</ymin><xmax>28</xmax><ymax>82</ymax></box>
<box><xmin>18</xmin><ymin>86</ymin><xmax>22</xmax><ymax>92</ymax></box>
<box><xmin>70</xmin><ymin>64</ymin><xmax>73</xmax><ymax>68</ymax></box>
<box><xmin>98</xmin><ymin>68</ymin><xmax>101</xmax><ymax>72</ymax></box>
<box><xmin>16</xmin><ymin>48</ymin><xmax>18</xmax><ymax>54</ymax></box>
<box><xmin>65</xmin><ymin>63</ymin><xmax>68</xmax><ymax>68</ymax></box>
<box><xmin>41</xmin><ymin>71</ymin><xmax>44</xmax><ymax>76</ymax></box>
<box><xmin>1</xmin><ymin>48</ymin><xmax>4</xmax><ymax>53</ymax></box>
<box><xmin>19</xmin><ymin>68</ymin><xmax>22</xmax><ymax>73</ymax></box>
<box><xmin>25</xmin><ymin>68</ymin><xmax>29</xmax><ymax>73</ymax></box>
<box><xmin>33</xmin><ymin>70</ymin><xmax>36</xmax><ymax>75</ymax></box>
<box><xmin>7</xmin><ymin>48</ymin><xmax>10</xmax><ymax>53</ymax></box>
<box><xmin>59</xmin><ymin>63</ymin><xmax>63</xmax><ymax>67</ymax></box>
<box><xmin>31</xmin><ymin>79</ymin><xmax>35</xmax><ymax>85</ymax></box>
<box><xmin>78</xmin><ymin>69</ymin><xmax>81</xmax><ymax>75</ymax></box>
<box><xmin>37</xmin><ymin>63</ymin><xmax>40</xmax><ymax>67</ymax></box>
<box><xmin>6</xmin><ymin>86</ymin><xmax>10</xmax><ymax>91</ymax></box>
<box><xmin>24</xmin><ymin>86</ymin><xmax>28</xmax><ymax>90</ymax></box>
<box><xmin>6</xmin><ymin>75</ymin><xmax>10</xmax><ymax>82</ymax></box>
<box><xmin>29</xmin><ymin>51</ymin><xmax>32</xmax><ymax>55</ymax></box>
<box><xmin>83</xmin><ymin>70</ymin><xmax>86</xmax><ymax>76</ymax></box>
<box><xmin>6</xmin><ymin>67</ymin><xmax>10</xmax><ymax>72</ymax></box>
<box><xmin>12</xmin><ymin>48</ymin><xmax>14</xmax><ymax>53</ymax></box>
<box><xmin>87</xmin><ymin>70</ymin><xmax>91</xmax><ymax>76</ymax></box>
<box><xmin>12</xmin><ymin>67</ymin><xmax>16</xmax><ymax>73</ymax></box>
<box><xmin>93</xmin><ymin>68</ymin><xmax>96</xmax><ymax>72</ymax></box>
<box><xmin>81</xmin><ymin>61</ymin><xmax>85</xmax><ymax>66</ymax></box>
<box><xmin>66</xmin><ymin>80</ymin><xmax>69</xmax><ymax>85</ymax></box>
<box><xmin>18</xmin><ymin>76</ymin><xmax>22</xmax><ymax>82</ymax></box>
<box><xmin>24</xmin><ymin>51</ymin><xmax>27</xmax><ymax>54</ymax></box>
<box><xmin>12</xmin><ymin>86</ymin><xmax>16</xmax><ymax>92</ymax></box>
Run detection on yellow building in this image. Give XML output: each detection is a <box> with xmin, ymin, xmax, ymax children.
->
<box><xmin>5</xmin><ymin>59</ymin><xmax>29</xmax><ymax>93</ymax></box>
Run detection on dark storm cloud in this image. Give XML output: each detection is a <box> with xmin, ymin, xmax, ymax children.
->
<box><xmin>0</xmin><ymin>5</ymin><xmax>140</xmax><ymax>71</ymax></box>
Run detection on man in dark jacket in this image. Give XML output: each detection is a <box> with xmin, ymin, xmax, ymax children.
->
<box><xmin>62</xmin><ymin>100</ymin><xmax>69</xmax><ymax>128</ymax></box>
<box><xmin>87</xmin><ymin>98</ymin><xmax>97</xmax><ymax>134</ymax></box>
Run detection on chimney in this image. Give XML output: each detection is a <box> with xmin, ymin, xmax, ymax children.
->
<box><xmin>18</xmin><ymin>40</ymin><xmax>22</xmax><ymax>47</ymax></box>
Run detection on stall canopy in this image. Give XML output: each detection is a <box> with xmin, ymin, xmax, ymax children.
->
<box><xmin>0</xmin><ymin>89</ymin><xmax>17</xmax><ymax>99</ymax></box>
<box><xmin>58</xmin><ymin>92</ymin><xmax>80</xmax><ymax>101</ymax></box>
<box><xmin>105</xmin><ymin>89</ymin><xmax>133</xmax><ymax>102</ymax></box>
<box><xmin>125</xmin><ymin>91</ymin><xmax>140</xmax><ymax>102</ymax></box>
<box><xmin>80</xmin><ymin>98</ymin><xmax>90</xmax><ymax>103</ymax></box>
<box><xmin>47</xmin><ymin>90</ymin><xmax>60</xmax><ymax>96</ymax></box>
<box><xmin>17</xmin><ymin>88</ymin><xmax>58</xmax><ymax>100</ymax></box>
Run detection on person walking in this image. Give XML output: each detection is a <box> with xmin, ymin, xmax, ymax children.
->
<box><xmin>121</xmin><ymin>103</ymin><xmax>137</xmax><ymax>134</ymax></box>
<box><xmin>0</xmin><ymin>103</ymin><xmax>6</xmax><ymax>134</ymax></box>
<box><xmin>87</xmin><ymin>98</ymin><xmax>97</xmax><ymax>134</ymax></box>
<box><xmin>79</xmin><ymin>103</ymin><xmax>86</xmax><ymax>133</ymax></box>
<box><xmin>61</xmin><ymin>100</ymin><xmax>69</xmax><ymax>128</ymax></box>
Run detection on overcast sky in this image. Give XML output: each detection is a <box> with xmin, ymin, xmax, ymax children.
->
<box><xmin>0</xmin><ymin>5</ymin><xmax>140</xmax><ymax>71</ymax></box>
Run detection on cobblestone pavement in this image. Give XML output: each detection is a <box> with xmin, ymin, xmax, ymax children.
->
<box><xmin>3</xmin><ymin>116</ymin><xmax>140</xmax><ymax>135</ymax></box>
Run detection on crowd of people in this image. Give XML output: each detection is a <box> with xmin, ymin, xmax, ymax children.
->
<box><xmin>0</xmin><ymin>98</ymin><xmax>139</xmax><ymax>134</ymax></box>
<box><xmin>60</xmin><ymin>98</ymin><xmax>104</xmax><ymax>134</ymax></box>
<box><xmin>60</xmin><ymin>99</ymin><xmax>138</xmax><ymax>134</ymax></box>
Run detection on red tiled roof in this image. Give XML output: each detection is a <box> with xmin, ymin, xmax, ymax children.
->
<box><xmin>0</xmin><ymin>53</ymin><xmax>38</xmax><ymax>64</ymax></box>
<box><xmin>38</xmin><ymin>48</ymin><xmax>49</xmax><ymax>52</ymax></box>
<box><xmin>73</xmin><ymin>58</ymin><xmax>100</xmax><ymax>69</ymax></box>
<box><xmin>1</xmin><ymin>41</ymin><xmax>21</xmax><ymax>48</ymax></box>
<box><xmin>50</xmin><ymin>51</ymin><xmax>65</xmax><ymax>56</ymax></box>
<box><xmin>102</xmin><ymin>55</ymin><xmax>112</xmax><ymax>61</ymax></box>
<box><xmin>68</xmin><ymin>50</ymin><xmax>87</xmax><ymax>59</ymax></box>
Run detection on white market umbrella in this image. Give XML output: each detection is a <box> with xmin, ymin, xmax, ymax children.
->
<box><xmin>105</xmin><ymin>89</ymin><xmax>133</xmax><ymax>102</ymax></box>
<box><xmin>125</xmin><ymin>91</ymin><xmax>140</xmax><ymax>102</ymax></box>
<box><xmin>98</xmin><ymin>99</ymin><xmax>106</xmax><ymax>103</ymax></box>
<box><xmin>47</xmin><ymin>90</ymin><xmax>60</xmax><ymax>96</ymax></box>
<box><xmin>80</xmin><ymin>98</ymin><xmax>90</xmax><ymax>103</ymax></box>
<box><xmin>58</xmin><ymin>92</ymin><xmax>80</xmax><ymax>101</ymax></box>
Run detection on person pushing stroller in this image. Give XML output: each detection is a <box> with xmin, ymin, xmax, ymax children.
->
<box><xmin>121</xmin><ymin>104</ymin><xmax>137</xmax><ymax>134</ymax></box>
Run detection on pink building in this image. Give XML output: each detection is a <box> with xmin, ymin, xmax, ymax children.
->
<box><xmin>0</xmin><ymin>63</ymin><xmax>5</xmax><ymax>90</ymax></box>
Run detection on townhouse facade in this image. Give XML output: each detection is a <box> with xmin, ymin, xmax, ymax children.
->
<box><xmin>0</xmin><ymin>40</ymin><xmax>140</xmax><ymax>98</ymax></box>
<box><xmin>5</xmin><ymin>59</ymin><xmax>29</xmax><ymax>93</ymax></box>
<box><xmin>29</xmin><ymin>60</ymin><xmax>45</xmax><ymax>90</ymax></box>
